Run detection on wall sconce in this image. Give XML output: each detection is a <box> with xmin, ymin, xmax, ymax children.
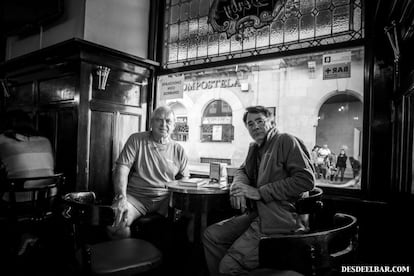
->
<box><xmin>384</xmin><ymin>21</ymin><xmax>400</xmax><ymax>63</ymax></box>
<box><xmin>0</xmin><ymin>79</ymin><xmax>11</xmax><ymax>98</ymax></box>
<box><xmin>96</xmin><ymin>66</ymin><xmax>111</xmax><ymax>90</ymax></box>
<box><xmin>135</xmin><ymin>79</ymin><xmax>148</xmax><ymax>86</ymax></box>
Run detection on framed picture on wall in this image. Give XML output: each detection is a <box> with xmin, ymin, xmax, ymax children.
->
<box><xmin>266</xmin><ymin>107</ymin><xmax>276</xmax><ymax>117</ymax></box>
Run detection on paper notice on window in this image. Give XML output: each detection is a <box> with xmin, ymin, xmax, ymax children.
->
<box><xmin>212</xmin><ymin>125</ymin><xmax>222</xmax><ymax>141</ymax></box>
<box><xmin>322</xmin><ymin>52</ymin><xmax>351</xmax><ymax>80</ymax></box>
<box><xmin>158</xmin><ymin>75</ymin><xmax>184</xmax><ymax>100</ymax></box>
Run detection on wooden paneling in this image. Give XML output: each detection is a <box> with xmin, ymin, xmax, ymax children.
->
<box><xmin>38</xmin><ymin>107</ymin><xmax>78</xmax><ymax>193</ymax></box>
<box><xmin>0</xmin><ymin>39</ymin><xmax>156</xmax><ymax>198</ymax></box>
<box><xmin>89</xmin><ymin>111</ymin><xmax>114</xmax><ymax>199</ymax></box>
<box><xmin>92</xmin><ymin>81</ymin><xmax>142</xmax><ymax>106</ymax></box>
<box><xmin>39</xmin><ymin>75</ymin><xmax>76</xmax><ymax>103</ymax></box>
<box><xmin>5</xmin><ymin>83</ymin><xmax>35</xmax><ymax>108</ymax></box>
<box><xmin>56</xmin><ymin>108</ymin><xmax>78</xmax><ymax>193</ymax></box>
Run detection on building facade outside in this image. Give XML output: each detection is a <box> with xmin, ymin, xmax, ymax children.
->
<box><xmin>157</xmin><ymin>47</ymin><xmax>363</xmax><ymax>188</ymax></box>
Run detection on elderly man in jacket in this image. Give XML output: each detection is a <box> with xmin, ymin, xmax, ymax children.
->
<box><xmin>203</xmin><ymin>105</ymin><xmax>315</xmax><ymax>275</ymax></box>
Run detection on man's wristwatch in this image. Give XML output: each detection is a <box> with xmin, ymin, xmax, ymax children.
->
<box><xmin>113</xmin><ymin>194</ymin><xmax>126</xmax><ymax>202</ymax></box>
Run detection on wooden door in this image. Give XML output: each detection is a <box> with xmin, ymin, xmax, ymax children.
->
<box><xmin>88</xmin><ymin>69</ymin><xmax>147</xmax><ymax>199</ymax></box>
<box><xmin>89</xmin><ymin>110</ymin><xmax>142</xmax><ymax>200</ymax></box>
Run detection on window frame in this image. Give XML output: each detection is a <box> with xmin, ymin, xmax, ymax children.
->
<box><xmin>154</xmin><ymin>0</ymin><xmax>374</xmax><ymax>199</ymax></box>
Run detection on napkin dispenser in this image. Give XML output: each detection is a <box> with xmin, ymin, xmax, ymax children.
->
<box><xmin>209</xmin><ymin>162</ymin><xmax>227</xmax><ymax>184</ymax></box>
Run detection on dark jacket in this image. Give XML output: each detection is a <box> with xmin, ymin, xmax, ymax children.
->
<box><xmin>233</xmin><ymin>128</ymin><xmax>315</xmax><ymax>235</ymax></box>
<box><xmin>336</xmin><ymin>153</ymin><xmax>347</xmax><ymax>168</ymax></box>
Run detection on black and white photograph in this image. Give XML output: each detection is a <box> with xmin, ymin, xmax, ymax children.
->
<box><xmin>0</xmin><ymin>0</ymin><xmax>413</xmax><ymax>275</ymax></box>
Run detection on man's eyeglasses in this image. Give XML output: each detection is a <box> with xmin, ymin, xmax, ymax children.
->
<box><xmin>247</xmin><ymin>118</ymin><xmax>267</xmax><ymax>129</ymax></box>
<box><xmin>154</xmin><ymin>118</ymin><xmax>174</xmax><ymax>125</ymax></box>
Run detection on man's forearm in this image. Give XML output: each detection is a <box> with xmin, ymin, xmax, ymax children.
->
<box><xmin>113</xmin><ymin>165</ymin><xmax>129</xmax><ymax>198</ymax></box>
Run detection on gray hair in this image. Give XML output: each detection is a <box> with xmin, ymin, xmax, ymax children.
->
<box><xmin>242</xmin><ymin>105</ymin><xmax>275</xmax><ymax>125</ymax></box>
<box><xmin>151</xmin><ymin>106</ymin><xmax>176</xmax><ymax>121</ymax></box>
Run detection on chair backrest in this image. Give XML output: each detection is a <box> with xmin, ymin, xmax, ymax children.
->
<box><xmin>295</xmin><ymin>187</ymin><xmax>323</xmax><ymax>214</ymax></box>
<box><xmin>62</xmin><ymin>191</ymin><xmax>116</xmax><ymax>255</ymax></box>
<box><xmin>4</xmin><ymin>173</ymin><xmax>65</xmax><ymax>222</ymax></box>
<box><xmin>62</xmin><ymin>191</ymin><xmax>163</xmax><ymax>275</ymax></box>
<box><xmin>295</xmin><ymin>187</ymin><xmax>324</xmax><ymax>230</ymax></box>
<box><xmin>62</xmin><ymin>191</ymin><xmax>115</xmax><ymax>226</ymax></box>
<box><xmin>258</xmin><ymin>213</ymin><xmax>358</xmax><ymax>276</ymax></box>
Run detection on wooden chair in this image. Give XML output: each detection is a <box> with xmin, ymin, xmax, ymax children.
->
<box><xmin>2</xmin><ymin>173</ymin><xmax>65</xmax><ymax>223</ymax></box>
<box><xmin>0</xmin><ymin>173</ymin><xmax>65</xmax><ymax>258</ymax></box>
<box><xmin>295</xmin><ymin>187</ymin><xmax>324</xmax><ymax>231</ymax></box>
<box><xmin>249</xmin><ymin>212</ymin><xmax>358</xmax><ymax>276</ymax></box>
<box><xmin>62</xmin><ymin>191</ymin><xmax>163</xmax><ymax>275</ymax></box>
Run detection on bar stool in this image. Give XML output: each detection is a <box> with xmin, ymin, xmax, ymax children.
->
<box><xmin>62</xmin><ymin>192</ymin><xmax>162</xmax><ymax>275</ymax></box>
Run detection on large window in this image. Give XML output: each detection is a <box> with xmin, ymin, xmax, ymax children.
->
<box><xmin>157</xmin><ymin>47</ymin><xmax>364</xmax><ymax>190</ymax></box>
<box><xmin>159</xmin><ymin>0</ymin><xmax>365</xmax><ymax>187</ymax></box>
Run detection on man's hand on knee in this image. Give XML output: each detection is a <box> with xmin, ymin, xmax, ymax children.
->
<box><xmin>112</xmin><ymin>194</ymin><xmax>129</xmax><ymax>227</ymax></box>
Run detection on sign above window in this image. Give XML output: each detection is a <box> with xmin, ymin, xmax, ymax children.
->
<box><xmin>208</xmin><ymin>0</ymin><xmax>285</xmax><ymax>39</ymax></box>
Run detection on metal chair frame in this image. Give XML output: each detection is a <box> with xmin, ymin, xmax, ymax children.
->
<box><xmin>3</xmin><ymin>173</ymin><xmax>65</xmax><ymax>223</ymax></box>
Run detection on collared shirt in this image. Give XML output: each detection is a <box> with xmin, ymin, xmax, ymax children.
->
<box><xmin>115</xmin><ymin>131</ymin><xmax>189</xmax><ymax>199</ymax></box>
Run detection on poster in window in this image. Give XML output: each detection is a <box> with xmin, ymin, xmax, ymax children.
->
<box><xmin>158</xmin><ymin>75</ymin><xmax>184</xmax><ymax>100</ymax></box>
<box><xmin>212</xmin><ymin>125</ymin><xmax>222</xmax><ymax>141</ymax></box>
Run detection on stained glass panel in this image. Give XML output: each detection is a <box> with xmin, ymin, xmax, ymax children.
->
<box><xmin>190</xmin><ymin>0</ymin><xmax>199</xmax><ymax>18</ymax></box>
<box><xmin>242</xmin><ymin>27</ymin><xmax>257</xmax><ymax>50</ymax></box>
<box><xmin>300</xmin><ymin>0</ymin><xmax>315</xmax><ymax>13</ymax></box>
<box><xmin>163</xmin><ymin>0</ymin><xmax>364</xmax><ymax>68</ymax></box>
<box><xmin>219</xmin><ymin>33</ymin><xmax>230</xmax><ymax>54</ymax></box>
<box><xmin>180</xmin><ymin>2</ymin><xmax>189</xmax><ymax>21</ymax></box>
<box><xmin>208</xmin><ymin>25</ymin><xmax>219</xmax><ymax>56</ymax></box>
<box><xmin>300</xmin><ymin>14</ymin><xmax>315</xmax><ymax>40</ymax></box>
<box><xmin>198</xmin><ymin>17</ymin><xmax>209</xmax><ymax>57</ymax></box>
<box><xmin>188</xmin><ymin>19</ymin><xmax>199</xmax><ymax>59</ymax></box>
<box><xmin>285</xmin><ymin>17</ymin><xmax>299</xmax><ymax>42</ymax></box>
<box><xmin>316</xmin><ymin>10</ymin><xmax>332</xmax><ymax>37</ymax></box>
<box><xmin>256</xmin><ymin>26</ymin><xmax>270</xmax><ymax>49</ymax></box>
<box><xmin>170</xmin><ymin>5</ymin><xmax>180</xmax><ymax>24</ymax></box>
<box><xmin>270</xmin><ymin>21</ymin><xmax>284</xmax><ymax>45</ymax></box>
<box><xmin>178</xmin><ymin>21</ymin><xmax>189</xmax><ymax>60</ymax></box>
<box><xmin>333</xmin><ymin>5</ymin><xmax>350</xmax><ymax>33</ymax></box>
